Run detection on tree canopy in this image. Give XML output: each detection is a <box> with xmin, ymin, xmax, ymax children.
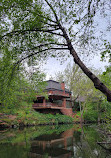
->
<box><xmin>0</xmin><ymin>0</ymin><xmax>111</xmax><ymax>101</ymax></box>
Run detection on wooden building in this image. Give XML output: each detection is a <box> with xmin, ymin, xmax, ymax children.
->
<box><xmin>32</xmin><ymin>80</ymin><xmax>73</xmax><ymax>117</ymax></box>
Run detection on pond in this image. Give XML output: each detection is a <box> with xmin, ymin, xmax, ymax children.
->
<box><xmin>0</xmin><ymin>124</ymin><xmax>111</xmax><ymax>158</ymax></box>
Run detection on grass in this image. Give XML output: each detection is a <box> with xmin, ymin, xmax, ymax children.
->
<box><xmin>0</xmin><ymin>106</ymin><xmax>74</xmax><ymax>127</ymax></box>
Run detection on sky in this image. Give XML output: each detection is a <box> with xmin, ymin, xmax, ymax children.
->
<box><xmin>1</xmin><ymin>0</ymin><xmax>110</xmax><ymax>82</ymax></box>
<box><xmin>42</xmin><ymin>54</ymin><xmax>109</xmax><ymax>80</ymax></box>
<box><xmin>41</xmin><ymin>1</ymin><xmax>111</xmax><ymax>80</ymax></box>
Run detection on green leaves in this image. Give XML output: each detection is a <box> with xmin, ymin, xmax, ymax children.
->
<box><xmin>0</xmin><ymin>47</ymin><xmax>46</xmax><ymax>112</ymax></box>
<box><xmin>101</xmin><ymin>66</ymin><xmax>111</xmax><ymax>88</ymax></box>
<box><xmin>0</xmin><ymin>0</ymin><xmax>52</xmax><ymax>110</ymax></box>
<box><xmin>0</xmin><ymin>0</ymin><xmax>55</xmax><ymax>66</ymax></box>
<box><xmin>101</xmin><ymin>41</ymin><xmax>111</xmax><ymax>63</ymax></box>
<box><xmin>74</xmin><ymin>19</ymin><xmax>80</xmax><ymax>24</ymax></box>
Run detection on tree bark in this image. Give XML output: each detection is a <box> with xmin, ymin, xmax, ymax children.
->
<box><xmin>59</xmin><ymin>27</ymin><xmax>111</xmax><ymax>102</ymax></box>
<box><xmin>41</xmin><ymin>0</ymin><xmax>111</xmax><ymax>101</ymax></box>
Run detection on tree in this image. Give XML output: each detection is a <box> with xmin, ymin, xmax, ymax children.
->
<box><xmin>54</xmin><ymin>63</ymin><xmax>103</xmax><ymax>122</ymax></box>
<box><xmin>0</xmin><ymin>0</ymin><xmax>48</xmax><ymax>106</ymax></box>
<box><xmin>0</xmin><ymin>48</ymin><xmax>46</xmax><ymax>109</ymax></box>
<box><xmin>0</xmin><ymin>0</ymin><xmax>111</xmax><ymax>101</ymax></box>
<box><xmin>55</xmin><ymin>63</ymin><xmax>110</xmax><ymax>123</ymax></box>
<box><xmin>101</xmin><ymin>66</ymin><xmax>111</xmax><ymax>88</ymax></box>
<box><xmin>83</xmin><ymin>66</ymin><xmax>111</xmax><ymax>123</ymax></box>
<box><xmin>100</xmin><ymin>65</ymin><xmax>111</xmax><ymax>123</ymax></box>
<box><xmin>55</xmin><ymin>63</ymin><xmax>100</xmax><ymax>99</ymax></box>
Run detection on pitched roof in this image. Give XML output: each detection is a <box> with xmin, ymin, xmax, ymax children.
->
<box><xmin>46</xmin><ymin>80</ymin><xmax>71</xmax><ymax>94</ymax></box>
<box><xmin>46</xmin><ymin>80</ymin><xmax>61</xmax><ymax>90</ymax></box>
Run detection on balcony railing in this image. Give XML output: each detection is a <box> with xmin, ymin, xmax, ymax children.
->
<box><xmin>33</xmin><ymin>102</ymin><xmax>63</xmax><ymax>108</ymax></box>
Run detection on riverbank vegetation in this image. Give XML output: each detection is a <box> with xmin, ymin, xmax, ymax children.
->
<box><xmin>0</xmin><ymin>108</ymin><xmax>74</xmax><ymax>128</ymax></box>
<box><xmin>0</xmin><ymin>0</ymin><xmax>111</xmax><ymax>128</ymax></box>
<box><xmin>54</xmin><ymin>63</ymin><xmax>111</xmax><ymax>125</ymax></box>
<box><xmin>0</xmin><ymin>124</ymin><xmax>110</xmax><ymax>158</ymax></box>
<box><xmin>0</xmin><ymin>0</ymin><xmax>111</xmax><ymax>101</ymax></box>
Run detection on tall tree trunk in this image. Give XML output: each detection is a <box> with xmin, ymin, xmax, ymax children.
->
<box><xmin>45</xmin><ymin>0</ymin><xmax>111</xmax><ymax>102</ymax></box>
<box><xmin>59</xmin><ymin>27</ymin><xmax>111</xmax><ymax>102</ymax></box>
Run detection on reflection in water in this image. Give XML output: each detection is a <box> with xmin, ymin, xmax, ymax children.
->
<box><xmin>0</xmin><ymin>124</ymin><xmax>111</xmax><ymax>158</ymax></box>
<box><xmin>30</xmin><ymin>128</ymin><xmax>74</xmax><ymax>158</ymax></box>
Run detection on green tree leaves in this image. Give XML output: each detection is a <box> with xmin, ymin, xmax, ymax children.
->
<box><xmin>0</xmin><ymin>0</ymin><xmax>111</xmax><ymax>102</ymax></box>
<box><xmin>101</xmin><ymin>41</ymin><xmax>111</xmax><ymax>63</ymax></box>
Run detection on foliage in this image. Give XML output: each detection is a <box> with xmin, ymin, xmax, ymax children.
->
<box><xmin>53</xmin><ymin>62</ymin><xmax>111</xmax><ymax>123</ymax></box>
<box><xmin>0</xmin><ymin>0</ymin><xmax>110</xmax><ymax>70</ymax></box>
<box><xmin>0</xmin><ymin>124</ymin><xmax>109</xmax><ymax>158</ymax></box>
<box><xmin>0</xmin><ymin>124</ymin><xmax>74</xmax><ymax>145</ymax></box>
<box><xmin>0</xmin><ymin>103</ymin><xmax>74</xmax><ymax>127</ymax></box>
<box><xmin>83</xmin><ymin>108</ymin><xmax>98</xmax><ymax>122</ymax></box>
<box><xmin>0</xmin><ymin>0</ymin><xmax>111</xmax><ymax>101</ymax></box>
<box><xmin>0</xmin><ymin>0</ymin><xmax>111</xmax><ymax>122</ymax></box>
<box><xmin>54</xmin><ymin>63</ymin><xmax>102</xmax><ymax>100</ymax></box>
<box><xmin>83</xmin><ymin>96</ymin><xmax>111</xmax><ymax>123</ymax></box>
<box><xmin>0</xmin><ymin>0</ymin><xmax>47</xmax><ymax>110</ymax></box>
<box><xmin>0</xmin><ymin>0</ymin><xmax>55</xmax><ymax>63</ymax></box>
<box><xmin>0</xmin><ymin>40</ymin><xmax>47</xmax><ymax>112</ymax></box>
<box><xmin>84</xmin><ymin>65</ymin><xmax>111</xmax><ymax>122</ymax></box>
<box><xmin>99</xmin><ymin>66</ymin><xmax>111</xmax><ymax>124</ymax></box>
<box><xmin>101</xmin><ymin>66</ymin><xmax>111</xmax><ymax>88</ymax></box>
<box><xmin>100</xmin><ymin>100</ymin><xmax>111</xmax><ymax>130</ymax></box>
<box><xmin>0</xmin><ymin>55</ymin><xmax>46</xmax><ymax>113</ymax></box>
<box><xmin>73</xmin><ymin>112</ymin><xmax>81</xmax><ymax>122</ymax></box>
<box><xmin>101</xmin><ymin>41</ymin><xmax>111</xmax><ymax>63</ymax></box>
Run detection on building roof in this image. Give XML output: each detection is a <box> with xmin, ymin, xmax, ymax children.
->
<box><xmin>46</xmin><ymin>80</ymin><xmax>71</xmax><ymax>94</ymax></box>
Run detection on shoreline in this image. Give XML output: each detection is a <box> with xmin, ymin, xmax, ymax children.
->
<box><xmin>0</xmin><ymin>112</ymin><xmax>76</xmax><ymax>129</ymax></box>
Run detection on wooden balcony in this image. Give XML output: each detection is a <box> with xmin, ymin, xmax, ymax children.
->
<box><xmin>32</xmin><ymin>103</ymin><xmax>64</xmax><ymax>109</ymax></box>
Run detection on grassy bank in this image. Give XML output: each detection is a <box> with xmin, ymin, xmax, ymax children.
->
<box><xmin>0</xmin><ymin>107</ymin><xmax>74</xmax><ymax>128</ymax></box>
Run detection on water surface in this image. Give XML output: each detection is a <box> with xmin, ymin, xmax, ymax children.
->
<box><xmin>0</xmin><ymin>124</ymin><xmax>111</xmax><ymax>158</ymax></box>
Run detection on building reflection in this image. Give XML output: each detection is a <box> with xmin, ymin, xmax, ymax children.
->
<box><xmin>29</xmin><ymin>128</ymin><xmax>75</xmax><ymax>158</ymax></box>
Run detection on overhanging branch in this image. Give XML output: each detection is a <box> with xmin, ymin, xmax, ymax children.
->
<box><xmin>24</xmin><ymin>42</ymin><xmax>68</xmax><ymax>52</ymax></box>
<box><xmin>35</xmin><ymin>12</ymin><xmax>57</xmax><ymax>24</ymax></box>
<box><xmin>1</xmin><ymin>28</ymin><xmax>63</xmax><ymax>40</ymax></box>
<box><xmin>14</xmin><ymin>47</ymin><xmax>68</xmax><ymax>67</ymax></box>
<box><xmin>44</xmin><ymin>0</ymin><xmax>111</xmax><ymax>102</ymax></box>
<box><xmin>44</xmin><ymin>0</ymin><xmax>60</xmax><ymax>23</ymax></box>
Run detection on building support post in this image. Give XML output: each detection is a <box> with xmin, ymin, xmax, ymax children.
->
<box><xmin>43</xmin><ymin>98</ymin><xmax>46</xmax><ymax>107</ymax></box>
<box><xmin>62</xmin><ymin>98</ymin><xmax>66</xmax><ymax>108</ymax></box>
